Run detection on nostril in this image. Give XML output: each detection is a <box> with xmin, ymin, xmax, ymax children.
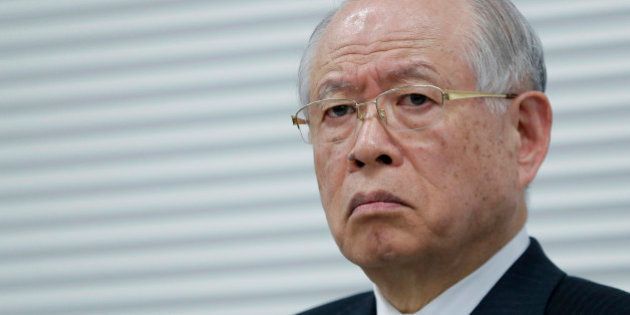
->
<box><xmin>376</xmin><ymin>154</ymin><xmax>392</xmax><ymax>165</ymax></box>
<box><xmin>348</xmin><ymin>153</ymin><xmax>366</xmax><ymax>168</ymax></box>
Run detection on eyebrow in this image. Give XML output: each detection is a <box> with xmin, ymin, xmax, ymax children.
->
<box><xmin>316</xmin><ymin>80</ymin><xmax>355</xmax><ymax>101</ymax></box>
<box><xmin>387</xmin><ymin>61</ymin><xmax>441</xmax><ymax>85</ymax></box>
<box><xmin>314</xmin><ymin>61</ymin><xmax>442</xmax><ymax>101</ymax></box>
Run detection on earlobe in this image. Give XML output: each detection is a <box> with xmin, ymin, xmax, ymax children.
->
<box><xmin>513</xmin><ymin>91</ymin><xmax>553</xmax><ymax>188</ymax></box>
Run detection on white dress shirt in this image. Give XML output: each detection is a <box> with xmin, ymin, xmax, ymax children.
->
<box><xmin>374</xmin><ymin>228</ymin><xmax>530</xmax><ymax>315</ymax></box>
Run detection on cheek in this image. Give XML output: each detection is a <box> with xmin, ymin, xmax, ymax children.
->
<box><xmin>314</xmin><ymin>145</ymin><xmax>348</xmax><ymax>212</ymax></box>
<box><xmin>404</xmin><ymin>117</ymin><xmax>504</xmax><ymax>235</ymax></box>
<box><xmin>439</xmin><ymin>115</ymin><xmax>518</xmax><ymax>223</ymax></box>
<box><xmin>397</xmin><ymin>129</ymin><xmax>464</xmax><ymax>235</ymax></box>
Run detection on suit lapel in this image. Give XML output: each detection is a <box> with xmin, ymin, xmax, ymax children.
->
<box><xmin>471</xmin><ymin>238</ymin><xmax>565</xmax><ymax>315</ymax></box>
<box><xmin>337</xmin><ymin>292</ymin><xmax>376</xmax><ymax>315</ymax></box>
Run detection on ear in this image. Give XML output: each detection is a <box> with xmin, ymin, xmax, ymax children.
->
<box><xmin>510</xmin><ymin>91</ymin><xmax>552</xmax><ymax>188</ymax></box>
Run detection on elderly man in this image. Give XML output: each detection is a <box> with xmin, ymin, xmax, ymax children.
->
<box><xmin>291</xmin><ymin>0</ymin><xmax>630</xmax><ymax>314</ymax></box>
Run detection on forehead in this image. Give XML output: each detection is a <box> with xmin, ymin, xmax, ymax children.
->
<box><xmin>311</xmin><ymin>0</ymin><xmax>475</xmax><ymax>98</ymax></box>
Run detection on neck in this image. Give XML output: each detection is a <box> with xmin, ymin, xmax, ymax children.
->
<box><xmin>367</xmin><ymin>263</ymin><xmax>460</xmax><ymax>313</ymax></box>
<box><xmin>364</xmin><ymin>252</ymin><xmax>484</xmax><ymax>312</ymax></box>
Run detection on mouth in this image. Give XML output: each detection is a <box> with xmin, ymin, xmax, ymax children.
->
<box><xmin>348</xmin><ymin>190</ymin><xmax>410</xmax><ymax>218</ymax></box>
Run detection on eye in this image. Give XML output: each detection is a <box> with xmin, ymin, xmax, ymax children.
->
<box><xmin>399</xmin><ymin>93</ymin><xmax>430</xmax><ymax>107</ymax></box>
<box><xmin>324</xmin><ymin>104</ymin><xmax>356</xmax><ymax>118</ymax></box>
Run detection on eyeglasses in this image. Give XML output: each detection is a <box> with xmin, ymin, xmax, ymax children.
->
<box><xmin>291</xmin><ymin>84</ymin><xmax>517</xmax><ymax>144</ymax></box>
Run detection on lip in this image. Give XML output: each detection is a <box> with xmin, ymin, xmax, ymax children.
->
<box><xmin>348</xmin><ymin>190</ymin><xmax>410</xmax><ymax>218</ymax></box>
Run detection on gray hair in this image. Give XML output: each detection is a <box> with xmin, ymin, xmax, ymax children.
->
<box><xmin>297</xmin><ymin>0</ymin><xmax>546</xmax><ymax>113</ymax></box>
<box><xmin>297</xmin><ymin>9</ymin><xmax>337</xmax><ymax>107</ymax></box>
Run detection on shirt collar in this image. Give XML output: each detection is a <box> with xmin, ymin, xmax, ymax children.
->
<box><xmin>374</xmin><ymin>227</ymin><xmax>530</xmax><ymax>315</ymax></box>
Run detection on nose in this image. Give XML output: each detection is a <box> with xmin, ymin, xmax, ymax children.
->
<box><xmin>347</xmin><ymin>104</ymin><xmax>403</xmax><ymax>171</ymax></box>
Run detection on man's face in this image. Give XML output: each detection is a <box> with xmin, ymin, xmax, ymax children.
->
<box><xmin>310</xmin><ymin>0</ymin><xmax>524</xmax><ymax>269</ymax></box>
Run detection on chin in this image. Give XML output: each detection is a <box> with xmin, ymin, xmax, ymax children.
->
<box><xmin>340</xmin><ymin>226</ymin><xmax>420</xmax><ymax>268</ymax></box>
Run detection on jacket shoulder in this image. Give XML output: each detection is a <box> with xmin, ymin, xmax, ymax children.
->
<box><xmin>296</xmin><ymin>291</ymin><xmax>375</xmax><ymax>315</ymax></box>
<box><xmin>546</xmin><ymin>275</ymin><xmax>630</xmax><ymax>314</ymax></box>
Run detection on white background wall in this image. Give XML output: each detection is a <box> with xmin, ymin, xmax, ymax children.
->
<box><xmin>1</xmin><ymin>1</ymin><xmax>629</xmax><ymax>314</ymax></box>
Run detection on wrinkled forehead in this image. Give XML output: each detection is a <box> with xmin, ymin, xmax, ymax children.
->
<box><xmin>310</xmin><ymin>0</ymin><xmax>475</xmax><ymax>98</ymax></box>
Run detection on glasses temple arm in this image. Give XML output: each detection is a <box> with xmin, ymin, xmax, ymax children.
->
<box><xmin>445</xmin><ymin>90</ymin><xmax>518</xmax><ymax>101</ymax></box>
<box><xmin>291</xmin><ymin>115</ymin><xmax>308</xmax><ymax>126</ymax></box>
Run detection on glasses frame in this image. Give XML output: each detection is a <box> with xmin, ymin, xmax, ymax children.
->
<box><xmin>291</xmin><ymin>84</ymin><xmax>518</xmax><ymax>144</ymax></box>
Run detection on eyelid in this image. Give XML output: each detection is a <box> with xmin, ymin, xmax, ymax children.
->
<box><xmin>323</xmin><ymin>103</ymin><xmax>356</xmax><ymax>118</ymax></box>
<box><xmin>399</xmin><ymin>92</ymin><xmax>427</xmax><ymax>101</ymax></box>
<box><xmin>320</xmin><ymin>100</ymin><xmax>355</xmax><ymax>109</ymax></box>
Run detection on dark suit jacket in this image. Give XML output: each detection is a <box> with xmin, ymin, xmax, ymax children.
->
<box><xmin>297</xmin><ymin>238</ymin><xmax>630</xmax><ymax>314</ymax></box>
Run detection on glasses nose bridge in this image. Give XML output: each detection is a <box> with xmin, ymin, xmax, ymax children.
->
<box><xmin>356</xmin><ymin>99</ymin><xmax>386</xmax><ymax>122</ymax></box>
